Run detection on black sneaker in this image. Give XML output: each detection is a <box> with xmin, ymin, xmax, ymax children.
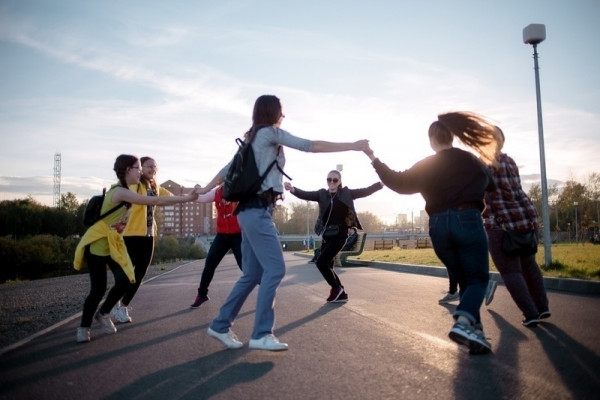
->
<box><xmin>522</xmin><ymin>317</ymin><xmax>540</xmax><ymax>327</ymax></box>
<box><xmin>332</xmin><ymin>291</ymin><xmax>348</xmax><ymax>303</ymax></box>
<box><xmin>190</xmin><ymin>295</ymin><xmax>209</xmax><ymax>308</ymax></box>
<box><xmin>326</xmin><ymin>287</ymin><xmax>344</xmax><ymax>302</ymax></box>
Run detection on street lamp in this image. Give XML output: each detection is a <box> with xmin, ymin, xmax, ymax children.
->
<box><xmin>574</xmin><ymin>201</ymin><xmax>579</xmax><ymax>244</ymax></box>
<box><xmin>523</xmin><ymin>23</ymin><xmax>552</xmax><ymax>266</ymax></box>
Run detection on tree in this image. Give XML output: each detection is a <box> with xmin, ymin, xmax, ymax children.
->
<box><xmin>58</xmin><ymin>192</ymin><xmax>80</xmax><ymax>213</ymax></box>
<box><xmin>356</xmin><ymin>211</ymin><xmax>384</xmax><ymax>233</ymax></box>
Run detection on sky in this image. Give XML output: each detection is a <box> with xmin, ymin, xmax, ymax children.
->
<box><xmin>1</xmin><ymin>0</ymin><xmax>599</xmax><ymax>224</ymax></box>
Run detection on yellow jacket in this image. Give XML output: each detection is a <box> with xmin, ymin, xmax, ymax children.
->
<box><xmin>123</xmin><ymin>184</ymin><xmax>173</xmax><ymax>237</ymax></box>
<box><xmin>73</xmin><ymin>220</ymin><xmax>135</xmax><ymax>283</ymax></box>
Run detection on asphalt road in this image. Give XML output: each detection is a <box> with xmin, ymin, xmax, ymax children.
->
<box><xmin>1</xmin><ymin>253</ymin><xmax>599</xmax><ymax>400</ymax></box>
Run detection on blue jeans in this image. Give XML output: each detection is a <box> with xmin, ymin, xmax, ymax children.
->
<box><xmin>210</xmin><ymin>205</ymin><xmax>286</xmax><ymax>340</ymax></box>
<box><xmin>429</xmin><ymin>208</ymin><xmax>489</xmax><ymax>327</ymax></box>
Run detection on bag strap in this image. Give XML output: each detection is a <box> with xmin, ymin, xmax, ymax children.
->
<box><xmin>99</xmin><ymin>187</ymin><xmax>127</xmax><ymax>220</ymax></box>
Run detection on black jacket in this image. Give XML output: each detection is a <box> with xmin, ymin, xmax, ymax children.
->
<box><xmin>290</xmin><ymin>182</ymin><xmax>383</xmax><ymax>234</ymax></box>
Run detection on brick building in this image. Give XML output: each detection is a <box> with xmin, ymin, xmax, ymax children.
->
<box><xmin>157</xmin><ymin>180</ymin><xmax>214</xmax><ymax>237</ymax></box>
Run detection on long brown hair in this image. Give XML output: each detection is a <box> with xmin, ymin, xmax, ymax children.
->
<box><xmin>140</xmin><ymin>156</ymin><xmax>159</xmax><ymax>195</ymax></box>
<box><xmin>430</xmin><ymin>112</ymin><xmax>499</xmax><ymax>165</ymax></box>
<box><xmin>244</xmin><ymin>95</ymin><xmax>282</xmax><ymax>142</ymax></box>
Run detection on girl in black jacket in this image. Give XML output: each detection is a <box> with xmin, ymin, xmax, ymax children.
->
<box><xmin>284</xmin><ymin>171</ymin><xmax>382</xmax><ymax>303</ymax></box>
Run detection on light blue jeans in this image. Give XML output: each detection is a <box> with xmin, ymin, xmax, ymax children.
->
<box><xmin>209</xmin><ymin>205</ymin><xmax>286</xmax><ymax>340</ymax></box>
<box><xmin>429</xmin><ymin>208</ymin><xmax>489</xmax><ymax>327</ymax></box>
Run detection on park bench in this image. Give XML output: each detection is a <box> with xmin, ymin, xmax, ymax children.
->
<box><xmin>334</xmin><ymin>231</ymin><xmax>368</xmax><ymax>267</ymax></box>
<box><xmin>373</xmin><ymin>238</ymin><xmax>394</xmax><ymax>250</ymax></box>
<box><xmin>416</xmin><ymin>237</ymin><xmax>432</xmax><ymax>249</ymax></box>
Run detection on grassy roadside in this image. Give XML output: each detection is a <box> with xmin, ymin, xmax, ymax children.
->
<box><xmin>307</xmin><ymin>243</ymin><xmax>600</xmax><ymax>281</ymax></box>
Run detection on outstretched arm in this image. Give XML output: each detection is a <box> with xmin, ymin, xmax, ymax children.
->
<box><xmin>113</xmin><ymin>187</ymin><xmax>198</xmax><ymax>205</ymax></box>
<box><xmin>311</xmin><ymin>139</ymin><xmax>370</xmax><ymax>153</ymax></box>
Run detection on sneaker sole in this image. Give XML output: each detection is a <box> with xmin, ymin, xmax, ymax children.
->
<box><xmin>448</xmin><ymin>330</ymin><xmax>471</xmax><ymax>347</ymax></box>
<box><xmin>248</xmin><ymin>343</ymin><xmax>288</xmax><ymax>351</ymax></box>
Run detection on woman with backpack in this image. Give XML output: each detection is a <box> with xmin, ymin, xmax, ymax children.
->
<box><xmin>73</xmin><ymin>154</ymin><xmax>198</xmax><ymax>343</ymax></box>
<box><xmin>196</xmin><ymin>94</ymin><xmax>370</xmax><ymax>351</ymax></box>
<box><xmin>284</xmin><ymin>172</ymin><xmax>382</xmax><ymax>303</ymax></box>
<box><xmin>110</xmin><ymin>156</ymin><xmax>175</xmax><ymax>324</ymax></box>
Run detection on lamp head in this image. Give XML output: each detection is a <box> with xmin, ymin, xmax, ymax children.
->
<box><xmin>523</xmin><ymin>24</ymin><xmax>546</xmax><ymax>45</ymax></box>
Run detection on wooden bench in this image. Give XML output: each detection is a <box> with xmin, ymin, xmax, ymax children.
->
<box><xmin>373</xmin><ymin>239</ymin><xmax>394</xmax><ymax>250</ymax></box>
<box><xmin>416</xmin><ymin>237</ymin><xmax>432</xmax><ymax>249</ymax></box>
<box><xmin>334</xmin><ymin>231</ymin><xmax>368</xmax><ymax>267</ymax></box>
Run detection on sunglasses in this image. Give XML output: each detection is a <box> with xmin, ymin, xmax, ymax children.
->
<box><xmin>327</xmin><ymin>178</ymin><xmax>339</xmax><ymax>183</ymax></box>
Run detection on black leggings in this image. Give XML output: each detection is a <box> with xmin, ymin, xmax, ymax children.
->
<box><xmin>80</xmin><ymin>247</ymin><xmax>131</xmax><ymax>327</ymax></box>
<box><xmin>122</xmin><ymin>236</ymin><xmax>155</xmax><ymax>306</ymax></box>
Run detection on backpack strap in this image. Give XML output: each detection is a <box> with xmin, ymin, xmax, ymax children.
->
<box><xmin>100</xmin><ymin>186</ymin><xmax>127</xmax><ymax>220</ymax></box>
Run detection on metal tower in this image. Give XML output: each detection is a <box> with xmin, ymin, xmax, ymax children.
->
<box><xmin>53</xmin><ymin>152</ymin><xmax>61</xmax><ymax>207</ymax></box>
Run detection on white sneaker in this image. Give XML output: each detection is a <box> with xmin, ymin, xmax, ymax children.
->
<box><xmin>111</xmin><ymin>305</ymin><xmax>132</xmax><ymax>323</ymax></box>
<box><xmin>207</xmin><ymin>327</ymin><xmax>243</xmax><ymax>349</ymax></box>
<box><xmin>249</xmin><ymin>334</ymin><xmax>288</xmax><ymax>351</ymax></box>
<box><xmin>95</xmin><ymin>311</ymin><xmax>117</xmax><ymax>334</ymax></box>
<box><xmin>76</xmin><ymin>327</ymin><xmax>90</xmax><ymax>343</ymax></box>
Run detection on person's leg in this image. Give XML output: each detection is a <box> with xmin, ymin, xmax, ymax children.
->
<box><xmin>230</xmin><ymin>233</ymin><xmax>243</xmax><ymax>271</ymax></box>
<box><xmin>235</xmin><ymin>206</ymin><xmax>287</xmax><ymax>340</ymax></box>
<box><xmin>198</xmin><ymin>234</ymin><xmax>234</xmax><ymax>297</ymax></box>
<box><xmin>520</xmin><ymin>254</ymin><xmax>549</xmax><ymax>315</ymax></box>
<box><xmin>488</xmin><ymin>229</ymin><xmax>541</xmax><ymax>322</ymax></box>
<box><xmin>98</xmin><ymin>257</ymin><xmax>132</xmax><ymax>315</ymax></box>
<box><xmin>121</xmin><ymin>236</ymin><xmax>154</xmax><ymax>306</ymax></box>
<box><xmin>451</xmin><ymin>210</ymin><xmax>489</xmax><ymax>327</ymax></box>
<box><xmin>80</xmin><ymin>249</ymin><xmax>109</xmax><ymax>328</ymax></box>
<box><xmin>210</xmin><ymin>209</ymin><xmax>263</xmax><ymax>334</ymax></box>
<box><xmin>314</xmin><ymin>236</ymin><xmax>347</xmax><ymax>288</ymax></box>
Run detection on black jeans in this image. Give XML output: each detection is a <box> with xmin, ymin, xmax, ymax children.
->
<box><xmin>122</xmin><ymin>236</ymin><xmax>154</xmax><ymax>306</ymax></box>
<box><xmin>315</xmin><ymin>233</ymin><xmax>347</xmax><ymax>289</ymax></box>
<box><xmin>81</xmin><ymin>247</ymin><xmax>131</xmax><ymax>327</ymax></box>
<box><xmin>198</xmin><ymin>233</ymin><xmax>243</xmax><ymax>296</ymax></box>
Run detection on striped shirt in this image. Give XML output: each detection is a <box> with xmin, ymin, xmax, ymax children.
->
<box><xmin>483</xmin><ymin>153</ymin><xmax>539</xmax><ymax>231</ymax></box>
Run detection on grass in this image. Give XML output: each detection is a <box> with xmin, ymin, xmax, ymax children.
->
<box><xmin>318</xmin><ymin>243</ymin><xmax>600</xmax><ymax>281</ymax></box>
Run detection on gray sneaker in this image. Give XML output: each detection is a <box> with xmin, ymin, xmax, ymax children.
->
<box><xmin>448</xmin><ymin>322</ymin><xmax>491</xmax><ymax>355</ymax></box>
<box><xmin>439</xmin><ymin>292</ymin><xmax>459</xmax><ymax>304</ymax></box>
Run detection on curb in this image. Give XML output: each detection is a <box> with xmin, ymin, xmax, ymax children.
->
<box><xmin>294</xmin><ymin>252</ymin><xmax>600</xmax><ymax>296</ymax></box>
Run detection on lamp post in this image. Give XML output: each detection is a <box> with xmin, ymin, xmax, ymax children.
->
<box><xmin>574</xmin><ymin>201</ymin><xmax>579</xmax><ymax>244</ymax></box>
<box><xmin>523</xmin><ymin>23</ymin><xmax>552</xmax><ymax>266</ymax></box>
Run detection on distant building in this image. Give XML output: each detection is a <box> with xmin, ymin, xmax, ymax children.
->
<box><xmin>157</xmin><ymin>180</ymin><xmax>214</xmax><ymax>237</ymax></box>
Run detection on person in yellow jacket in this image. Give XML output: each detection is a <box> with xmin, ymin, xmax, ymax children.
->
<box><xmin>74</xmin><ymin>154</ymin><xmax>198</xmax><ymax>344</ymax></box>
<box><xmin>111</xmin><ymin>156</ymin><xmax>173</xmax><ymax>323</ymax></box>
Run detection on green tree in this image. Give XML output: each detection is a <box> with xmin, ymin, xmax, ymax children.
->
<box><xmin>58</xmin><ymin>192</ymin><xmax>80</xmax><ymax>212</ymax></box>
<box><xmin>356</xmin><ymin>211</ymin><xmax>384</xmax><ymax>233</ymax></box>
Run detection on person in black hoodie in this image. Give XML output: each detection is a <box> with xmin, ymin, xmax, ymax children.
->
<box><xmin>363</xmin><ymin>111</ymin><xmax>500</xmax><ymax>355</ymax></box>
<box><xmin>284</xmin><ymin>171</ymin><xmax>382</xmax><ymax>303</ymax></box>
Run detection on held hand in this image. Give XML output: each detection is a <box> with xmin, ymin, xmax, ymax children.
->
<box><xmin>283</xmin><ymin>182</ymin><xmax>293</xmax><ymax>192</ymax></box>
<box><xmin>354</xmin><ymin>139</ymin><xmax>370</xmax><ymax>152</ymax></box>
<box><xmin>188</xmin><ymin>191</ymin><xmax>199</xmax><ymax>201</ymax></box>
<box><xmin>195</xmin><ymin>186</ymin><xmax>210</xmax><ymax>195</ymax></box>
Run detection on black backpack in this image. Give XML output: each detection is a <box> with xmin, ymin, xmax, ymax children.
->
<box><xmin>223</xmin><ymin>133</ymin><xmax>291</xmax><ymax>202</ymax></box>
<box><xmin>83</xmin><ymin>188</ymin><xmax>126</xmax><ymax>226</ymax></box>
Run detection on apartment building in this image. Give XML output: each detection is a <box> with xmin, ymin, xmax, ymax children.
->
<box><xmin>157</xmin><ymin>180</ymin><xmax>214</xmax><ymax>237</ymax></box>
